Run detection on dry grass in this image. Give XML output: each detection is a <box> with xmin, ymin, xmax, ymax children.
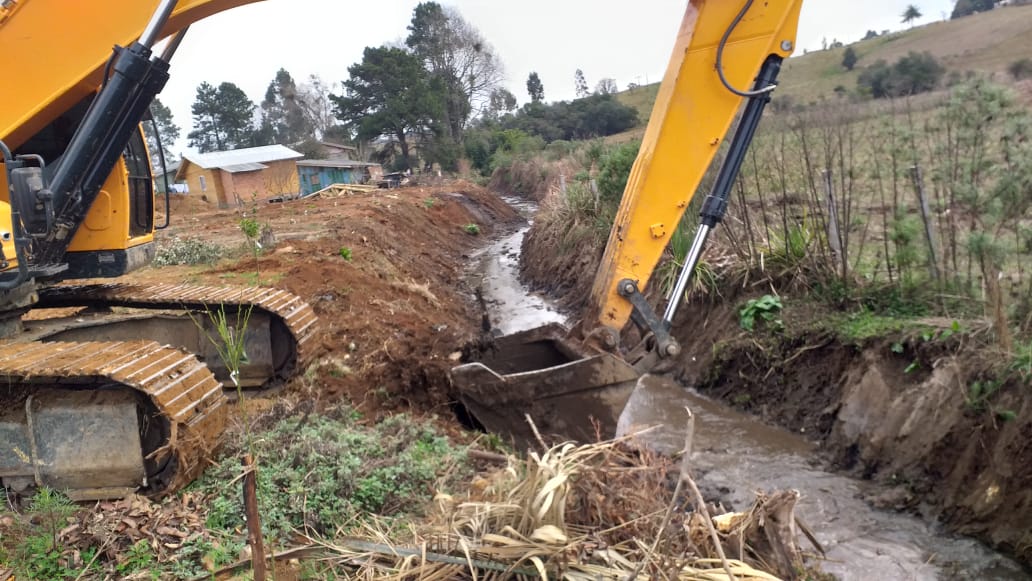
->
<box><xmin>297</xmin><ymin>430</ymin><xmax>805</xmax><ymax>580</ymax></box>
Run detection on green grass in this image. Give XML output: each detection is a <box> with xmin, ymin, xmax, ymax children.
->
<box><xmin>190</xmin><ymin>408</ymin><xmax>472</xmax><ymax>544</ymax></box>
<box><xmin>831</xmin><ymin>311</ymin><xmax>917</xmax><ymax>341</ymax></box>
<box><xmin>610</xmin><ymin>5</ymin><xmax>1032</xmax><ymax>113</ymax></box>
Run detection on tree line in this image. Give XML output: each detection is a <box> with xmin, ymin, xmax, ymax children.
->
<box><xmin>147</xmin><ymin>2</ymin><xmax>639</xmax><ymax>172</ymax></box>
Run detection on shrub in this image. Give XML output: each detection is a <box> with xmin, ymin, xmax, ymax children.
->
<box><xmin>153</xmin><ymin>237</ymin><xmax>225</xmax><ymax>266</ymax></box>
<box><xmin>857</xmin><ymin>52</ymin><xmax>945</xmax><ymax>98</ymax></box>
<box><xmin>842</xmin><ymin>47</ymin><xmax>858</xmax><ymax>71</ymax></box>
<box><xmin>1008</xmin><ymin>58</ymin><xmax>1032</xmax><ymax>81</ymax></box>
<box><xmin>463</xmin><ymin>223</ymin><xmax>481</xmax><ymax>235</ymax></box>
<box><xmin>597</xmin><ymin>141</ymin><xmax>641</xmax><ymax>202</ymax></box>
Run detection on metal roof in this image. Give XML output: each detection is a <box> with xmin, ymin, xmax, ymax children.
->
<box><xmin>221</xmin><ymin>162</ymin><xmax>268</xmax><ymax>173</ymax></box>
<box><xmin>296</xmin><ymin>159</ymin><xmax>379</xmax><ymax>169</ymax></box>
<box><xmin>183</xmin><ymin>144</ymin><xmax>302</xmax><ymax>170</ymax></box>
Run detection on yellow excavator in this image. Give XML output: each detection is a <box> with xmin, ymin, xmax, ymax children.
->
<box><xmin>451</xmin><ymin>0</ymin><xmax>804</xmax><ymax>444</ymax></box>
<box><xmin>0</xmin><ymin>0</ymin><xmax>317</xmax><ymax>500</ymax></box>
<box><xmin>0</xmin><ymin>0</ymin><xmax>802</xmax><ymax>498</ymax></box>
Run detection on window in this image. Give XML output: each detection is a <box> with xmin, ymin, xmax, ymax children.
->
<box><xmin>199</xmin><ymin>175</ymin><xmax>207</xmax><ymax>192</ymax></box>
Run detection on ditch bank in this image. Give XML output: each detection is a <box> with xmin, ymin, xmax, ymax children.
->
<box><xmin>520</xmin><ymin>208</ymin><xmax>1032</xmax><ymax>572</ymax></box>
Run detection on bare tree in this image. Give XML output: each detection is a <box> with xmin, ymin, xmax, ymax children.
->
<box><xmin>595</xmin><ymin>78</ymin><xmax>618</xmax><ymax>95</ymax></box>
<box><xmin>406</xmin><ymin>3</ymin><xmax>504</xmax><ymax>142</ymax></box>
<box><xmin>297</xmin><ymin>74</ymin><xmax>339</xmax><ymax>140</ymax></box>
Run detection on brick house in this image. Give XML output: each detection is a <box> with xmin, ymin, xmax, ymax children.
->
<box><xmin>175</xmin><ymin>145</ymin><xmax>303</xmax><ymax>207</ymax></box>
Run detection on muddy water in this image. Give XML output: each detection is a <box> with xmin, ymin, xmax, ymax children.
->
<box><xmin>618</xmin><ymin>377</ymin><xmax>1027</xmax><ymax>580</ymax></box>
<box><xmin>472</xmin><ymin>195</ymin><xmax>1027</xmax><ymax>580</ymax></box>
<box><xmin>468</xmin><ymin>196</ymin><xmax>564</xmax><ymax>335</ymax></box>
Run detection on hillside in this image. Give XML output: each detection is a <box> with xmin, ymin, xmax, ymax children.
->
<box><xmin>614</xmin><ymin>4</ymin><xmax>1032</xmax><ymax>122</ymax></box>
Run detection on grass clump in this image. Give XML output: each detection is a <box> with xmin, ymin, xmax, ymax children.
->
<box><xmin>153</xmin><ymin>237</ymin><xmax>225</xmax><ymax>266</ymax></box>
<box><xmin>192</xmin><ymin>408</ymin><xmax>471</xmax><ymax>542</ymax></box>
<box><xmin>463</xmin><ymin>223</ymin><xmax>481</xmax><ymax>235</ymax></box>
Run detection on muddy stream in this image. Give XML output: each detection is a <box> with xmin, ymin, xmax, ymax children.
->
<box><xmin>467</xmin><ymin>196</ymin><xmax>1027</xmax><ymax>580</ymax></box>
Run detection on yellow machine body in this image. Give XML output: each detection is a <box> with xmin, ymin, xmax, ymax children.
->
<box><xmin>586</xmin><ymin>0</ymin><xmax>802</xmax><ymax>332</ymax></box>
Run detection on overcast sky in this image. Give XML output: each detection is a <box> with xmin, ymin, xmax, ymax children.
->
<box><xmin>160</xmin><ymin>0</ymin><xmax>955</xmax><ymax>155</ymax></box>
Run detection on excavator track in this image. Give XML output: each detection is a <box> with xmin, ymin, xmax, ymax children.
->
<box><xmin>32</xmin><ymin>282</ymin><xmax>319</xmax><ymax>390</ymax></box>
<box><xmin>0</xmin><ymin>340</ymin><xmax>226</xmax><ymax>500</ymax></box>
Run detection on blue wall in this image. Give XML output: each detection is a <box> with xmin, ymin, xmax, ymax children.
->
<box><xmin>299</xmin><ymin>166</ymin><xmax>360</xmax><ymax>196</ymax></box>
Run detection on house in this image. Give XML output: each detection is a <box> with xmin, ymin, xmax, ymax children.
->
<box><xmin>153</xmin><ymin>160</ymin><xmax>182</xmax><ymax>194</ymax></box>
<box><xmin>175</xmin><ymin>144</ymin><xmax>303</xmax><ymax>207</ymax></box>
<box><xmin>316</xmin><ymin>141</ymin><xmax>359</xmax><ymax>161</ymax></box>
<box><xmin>297</xmin><ymin>159</ymin><xmax>383</xmax><ymax>196</ymax></box>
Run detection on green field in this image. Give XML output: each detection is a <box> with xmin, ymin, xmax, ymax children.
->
<box><xmin>615</xmin><ymin>5</ymin><xmax>1032</xmax><ymax>120</ymax></box>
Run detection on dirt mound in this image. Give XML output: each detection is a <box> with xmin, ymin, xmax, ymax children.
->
<box><xmin>133</xmin><ymin>181</ymin><xmax>519</xmax><ymax>414</ymax></box>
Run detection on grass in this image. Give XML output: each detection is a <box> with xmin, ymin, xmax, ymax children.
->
<box><xmin>610</xmin><ymin>5</ymin><xmax>1032</xmax><ymax>113</ymax></box>
<box><xmin>190</xmin><ymin>408</ymin><xmax>472</xmax><ymax>544</ymax></box>
<box><xmin>463</xmin><ymin>223</ymin><xmax>481</xmax><ymax>235</ymax></box>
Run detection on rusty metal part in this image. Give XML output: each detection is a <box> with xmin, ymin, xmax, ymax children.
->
<box><xmin>0</xmin><ymin>340</ymin><xmax>226</xmax><ymax>499</ymax></box>
<box><xmin>34</xmin><ymin>283</ymin><xmax>318</xmax><ymax>389</ymax></box>
<box><xmin>450</xmin><ymin>324</ymin><xmax>639</xmax><ymax>447</ymax></box>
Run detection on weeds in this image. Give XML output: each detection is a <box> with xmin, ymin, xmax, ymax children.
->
<box><xmin>191</xmin><ymin>409</ymin><xmax>471</xmax><ymax>542</ymax></box>
<box><xmin>463</xmin><ymin>223</ymin><xmax>481</xmax><ymax>235</ymax></box>
<box><xmin>423</xmin><ymin>197</ymin><xmax>436</xmax><ymax>209</ymax></box>
<box><xmin>739</xmin><ymin>295</ymin><xmax>785</xmax><ymax>332</ymax></box>
<box><xmin>338</xmin><ymin>246</ymin><xmax>353</xmax><ymax>261</ymax></box>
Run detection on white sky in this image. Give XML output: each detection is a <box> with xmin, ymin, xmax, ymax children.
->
<box><xmin>160</xmin><ymin>0</ymin><xmax>955</xmax><ymax>154</ymax></box>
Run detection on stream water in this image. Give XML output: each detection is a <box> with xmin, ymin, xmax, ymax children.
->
<box><xmin>469</xmin><ymin>196</ymin><xmax>1027</xmax><ymax>580</ymax></box>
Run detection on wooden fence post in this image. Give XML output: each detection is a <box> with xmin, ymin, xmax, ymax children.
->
<box><xmin>242</xmin><ymin>454</ymin><xmax>267</xmax><ymax>581</ymax></box>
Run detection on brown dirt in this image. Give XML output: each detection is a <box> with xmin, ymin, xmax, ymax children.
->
<box><xmin>519</xmin><ymin>196</ymin><xmax>1032</xmax><ymax>567</ymax></box>
<box><xmin>130</xmin><ymin>181</ymin><xmax>519</xmax><ymax>415</ymax></box>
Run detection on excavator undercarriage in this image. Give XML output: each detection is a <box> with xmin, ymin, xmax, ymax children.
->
<box><xmin>0</xmin><ymin>282</ymin><xmax>317</xmax><ymax>500</ymax></box>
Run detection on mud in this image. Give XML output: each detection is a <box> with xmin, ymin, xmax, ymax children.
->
<box><xmin>130</xmin><ymin>182</ymin><xmax>519</xmax><ymax>414</ymax></box>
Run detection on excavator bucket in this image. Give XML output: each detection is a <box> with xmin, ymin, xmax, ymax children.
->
<box><xmin>450</xmin><ymin>324</ymin><xmax>639</xmax><ymax>446</ymax></box>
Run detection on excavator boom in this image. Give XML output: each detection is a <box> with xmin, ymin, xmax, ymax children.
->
<box><xmin>452</xmin><ymin>0</ymin><xmax>803</xmax><ymax>445</ymax></box>
<box><xmin>0</xmin><ymin>0</ymin><xmax>262</xmax><ymax>150</ymax></box>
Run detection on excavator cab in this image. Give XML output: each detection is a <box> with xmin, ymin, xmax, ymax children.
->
<box><xmin>451</xmin><ymin>0</ymin><xmax>803</xmax><ymax>445</ymax></box>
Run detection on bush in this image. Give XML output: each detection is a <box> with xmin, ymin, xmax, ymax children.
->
<box><xmin>153</xmin><ymin>237</ymin><xmax>225</xmax><ymax>266</ymax></box>
<box><xmin>857</xmin><ymin>52</ymin><xmax>944</xmax><ymax>98</ymax></box>
<box><xmin>951</xmin><ymin>0</ymin><xmax>995</xmax><ymax>19</ymax></box>
<box><xmin>597</xmin><ymin>141</ymin><xmax>641</xmax><ymax>202</ymax></box>
<box><xmin>1008</xmin><ymin>58</ymin><xmax>1032</xmax><ymax>80</ymax></box>
<box><xmin>842</xmin><ymin>47</ymin><xmax>858</xmax><ymax>71</ymax></box>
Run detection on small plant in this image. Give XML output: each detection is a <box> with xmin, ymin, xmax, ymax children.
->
<box><xmin>965</xmin><ymin>378</ymin><xmax>1016</xmax><ymax>422</ymax></box>
<box><xmin>116</xmin><ymin>539</ymin><xmax>158</xmax><ymax>579</ymax></box>
<box><xmin>1</xmin><ymin>488</ymin><xmax>79</xmax><ymax>580</ymax></box>
<box><xmin>739</xmin><ymin>294</ymin><xmax>784</xmax><ymax>332</ymax></box>
<box><xmin>339</xmin><ymin>246</ymin><xmax>353</xmax><ymax>261</ymax></box>
<box><xmin>423</xmin><ymin>197</ymin><xmax>436</xmax><ymax>209</ymax></box>
<box><xmin>1012</xmin><ymin>341</ymin><xmax>1032</xmax><ymax>379</ymax></box>
<box><xmin>463</xmin><ymin>223</ymin><xmax>481</xmax><ymax>235</ymax></box>
<box><xmin>239</xmin><ymin>216</ymin><xmax>261</xmax><ymax>240</ymax></box>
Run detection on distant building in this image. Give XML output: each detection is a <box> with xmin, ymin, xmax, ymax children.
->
<box><xmin>175</xmin><ymin>145</ymin><xmax>303</xmax><ymax>207</ymax></box>
<box><xmin>297</xmin><ymin>159</ymin><xmax>383</xmax><ymax>196</ymax></box>
<box><xmin>153</xmin><ymin>160</ymin><xmax>182</xmax><ymax>194</ymax></box>
<box><xmin>316</xmin><ymin>141</ymin><xmax>359</xmax><ymax>161</ymax></box>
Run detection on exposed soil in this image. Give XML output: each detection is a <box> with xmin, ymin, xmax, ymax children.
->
<box><xmin>519</xmin><ymin>192</ymin><xmax>1032</xmax><ymax>569</ymax></box>
<box><xmin>139</xmin><ymin>181</ymin><xmax>519</xmax><ymax>414</ymax></box>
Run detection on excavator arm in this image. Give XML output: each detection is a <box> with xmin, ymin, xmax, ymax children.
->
<box><xmin>586</xmin><ymin>0</ymin><xmax>802</xmax><ymax>356</ymax></box>
<box><xmin>0</xmin><ymin>0</ymin><xmax>262</xmax><ymax>149</ymax></box>
<box><xmin>451</xmin><ymin>0</ymin><xmax>804</xmax><ymax>445</ymax></box>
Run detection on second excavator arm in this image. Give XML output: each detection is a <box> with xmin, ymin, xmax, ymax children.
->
<box><xmin>583</xmin><ymin>0</ymin><xmax>803</xmax><ymax>360</ymax></box>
